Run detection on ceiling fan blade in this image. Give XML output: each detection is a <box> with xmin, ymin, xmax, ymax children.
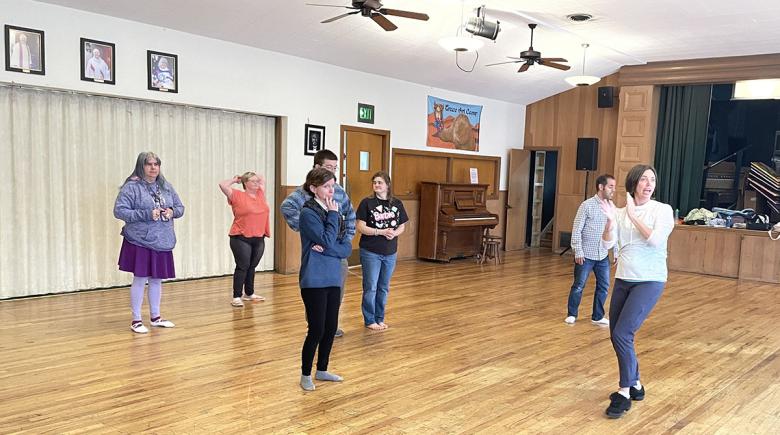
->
<box><xmin>321</xmin><ymin>11</ymin><xmax>360</xmax><ymax>23</ymax></box>
<box><xmin>485</xmin><ymin>60</ymin><xmax>521</xmax><ymax>67</ymax></box>
<box><xmin>540</xmin><ymin>57</ymin><xmax>568</xmax><ymax>62</ymax></box>
<box><xmin>371</xmin><ymin>13</ymin><xmax>398</xmax><ymax>31</ymax></box>
<box><xmin>518</xmin><ymin>63</ymin><xmax>531</xmax><ymax>73</ymax></box>
<box><xmin>539</xmin><ymin>61</ymin><xmax>571</xmax><ymax>71</ymax></box>
<box><xmin>380</xmin><ymin>8</ymin><xmax>430</xmax><ymax>21</ymax></box>
<box><xmin>306</xmin><ymin>3</ymin><xmax>353</xmax><ymax>7</ymax></box>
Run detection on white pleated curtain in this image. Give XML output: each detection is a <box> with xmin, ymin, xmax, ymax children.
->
<box><xmin>0</xmin><ymin>85</ymin><xmax>275</xmax><ymax>299</ymax></box>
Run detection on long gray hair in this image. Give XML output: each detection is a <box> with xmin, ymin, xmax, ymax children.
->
<box><xmin>122</xmin><ymin>151</ymin><xmax>170</xmax><ymax>190</ymax></box>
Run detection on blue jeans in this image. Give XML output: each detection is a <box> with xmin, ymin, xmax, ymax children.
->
<box><xmin>609</xmin><ymin>279</ymin><xmax>665</xmax><ymax>387</ymax></box>
<box><xmin>360</xmin><ymin>249</ymin><xmax>397</xmax><ymax>325</ymax></box>
<box><xmin>566</xmin><ymin>257</ymin><xmax>610</xmax><ymax>320</ymax></box>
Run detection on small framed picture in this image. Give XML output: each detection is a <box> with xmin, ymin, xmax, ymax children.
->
<box><xmin>80</xmin><ymin>38</ymin><xmax>115</xmax><ymax>84</ymax></box>
<box><xmin>304</xmin><ymin>124</ymin><xmax>325</xmax><ymax>156</ymax></box>
<box><xmin>147</xmin><ymin>50</ymin><xmax>178</xmax><ymax>93</ymax></box>
<box><xmin>4</xmin><ymin>25</ymin><xmax>45</xmax><ymax>75</ymax></box>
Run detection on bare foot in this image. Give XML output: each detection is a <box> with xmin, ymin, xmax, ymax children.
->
<box><xmin>378</xmin><ymin>322</ymin><xmax>388</xmax><ymax>330</ymax></box>
<box><xmin>366</xmin><ymin>323</ymin><xmax>382</xmax><ymax>331</ymax></box>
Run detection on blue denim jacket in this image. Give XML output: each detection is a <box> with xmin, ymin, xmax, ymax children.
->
<box><xmin>280</xmin><ymin>184</ymin><xmax>356</xmax><ymax>242</ymax></box>
<box><xmin>113</xmin><ymin>179</ymin><xmax>185</xmax><ymax>251</ymax></box>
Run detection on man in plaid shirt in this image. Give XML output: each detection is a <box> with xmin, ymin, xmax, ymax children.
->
<box><xmin>565</xmin><ymin>174</ymin><xmax>616</xmax><ymax>326</ymax></box>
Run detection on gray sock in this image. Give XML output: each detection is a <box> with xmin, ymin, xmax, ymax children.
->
<box><xmin>300</xmin><ymin>375</ymin><xmax>315</xmax><ymax>391</ymax></box>
<box><xmin>315</xmin><ymin>370</ymin><xmax>343</xmax><ymax>382</ymax></box>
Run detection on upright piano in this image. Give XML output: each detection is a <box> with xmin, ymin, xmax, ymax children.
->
<box><xmin>417</xmin><ymin>182</ymin><xmax>499</xmax><ymax>262</ymax></box>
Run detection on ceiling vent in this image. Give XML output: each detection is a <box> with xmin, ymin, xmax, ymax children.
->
<box><xmin>566</xmin><ymin>13</ymin><xmax>593</xmax><ymax>22</ymax></box>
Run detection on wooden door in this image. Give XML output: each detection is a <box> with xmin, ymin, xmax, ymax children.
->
<box><xmin>341</xmin><ymin>125</ymin><xmax>390</xmax><ymax>265</ymax></box>
<box><xmin>505</xmin><ymin>149</ymin><xmax>531</xmax><ymax>250</ymax></box>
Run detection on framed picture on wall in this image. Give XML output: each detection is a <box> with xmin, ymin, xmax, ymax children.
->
<box><xmin>305</xmin><ymin>124</ymin><xmax>325</xmax><ymax>156</ymax></box>
<box><xmin>80</xmin><ymin>38</ymin><xmax>115</xmax><ymax>84</ymax></box>
<box><xmin>147</xmin><ymin>50</ymin><xmax>178</xmax><ymax>93</ymax></box>
<box><xmin>4</xmin><ymin>25</ymin><xmax>45</xmax><ymax>75</ymax></box>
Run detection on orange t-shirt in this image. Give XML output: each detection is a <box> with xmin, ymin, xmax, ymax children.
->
<box><xmin>228</xmin><ymin>189</ymin><xmax>271</xmax><ymax>238</ymax></box>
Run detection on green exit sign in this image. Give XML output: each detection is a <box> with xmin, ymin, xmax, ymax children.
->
<box><xmin>358</xmin><ymin>103</ymin><xmax>375</xmax><ymax>124</ymax></box>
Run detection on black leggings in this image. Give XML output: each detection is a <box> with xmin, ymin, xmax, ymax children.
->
<box><xmin>300</xmin><ymin>286</ymin><xmax>341</xmax><ymax>375</ymax></box>
<box><xmin>229</xmin><ymin>235</ymin><xmax>265</xmax><ymax>298</ymax></box>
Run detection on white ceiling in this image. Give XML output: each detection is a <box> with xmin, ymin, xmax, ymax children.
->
<box><xmin>35</xmin><ymin>0</ymin><xmax>780</xmax><ymax>105</ymax></box>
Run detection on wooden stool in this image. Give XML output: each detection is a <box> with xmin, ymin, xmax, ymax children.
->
<box><xmin>479</xmin><ymin>233</ymin><xmax>502</xmax><ymax>265</ymax></box>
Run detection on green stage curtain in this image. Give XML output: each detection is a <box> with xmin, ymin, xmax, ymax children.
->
<box><xmin>654</xmin><ymin>85</ymin><xmax>712</xmax><ymax>215</ymax></box>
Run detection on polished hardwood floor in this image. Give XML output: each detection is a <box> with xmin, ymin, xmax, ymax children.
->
<box><xmin>1</xmin><ymin>250</ymin><xmax>779</xmax><ymax>433</ymax></box>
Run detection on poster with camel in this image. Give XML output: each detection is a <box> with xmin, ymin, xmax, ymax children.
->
<box><xmin>427</xmin><ymin>96</ymin><xmax>482</xmax><ymax>152</ymax></box>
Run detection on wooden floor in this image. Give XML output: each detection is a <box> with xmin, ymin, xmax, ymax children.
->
<box><xmin>1</xmin><ymin>250</ymin><xmax>779</xmax><ymax>434</ymax></box>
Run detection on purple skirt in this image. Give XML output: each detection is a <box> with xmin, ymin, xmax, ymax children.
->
<box><xmin>118</xmin><ymin>239</ymin><xmax>176</xmax><ymax>279</ymax></box>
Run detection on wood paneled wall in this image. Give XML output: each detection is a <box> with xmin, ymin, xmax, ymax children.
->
<box><xmin>524</xmin><ymin>74</ymin><xmax>621</xmax><ymax>251</ymax></box>
<box><xmin>392</xmin><ymin>148</ymin><xmax>501</xmax><ymax>200</ymax></box>
<box><xmin>275</xmin><ymin>185</ymin><xmax>302</xmax><ymax>274</ymax></box>
<box><xmin>612</xmin><ymin>85</ymin><xmax>661</xmax><ymax>207</ymax></box>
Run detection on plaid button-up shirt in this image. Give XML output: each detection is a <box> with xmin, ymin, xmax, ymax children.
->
<box><xmin>571</xmin><ymin>195</ymin><xmax>610</xmax><ymax>260</ymax></box>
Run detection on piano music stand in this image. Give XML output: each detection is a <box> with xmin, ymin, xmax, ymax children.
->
<box><xmin>560</xmin><ymin>170</ymin><xmax>591</xmax><ymax>256</ymax></box>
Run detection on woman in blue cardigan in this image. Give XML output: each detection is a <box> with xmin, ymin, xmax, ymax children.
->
<box><xmin>298</xmin><ymin>167</ymin><xmax>352</xmax><ymax>391</ymax></box>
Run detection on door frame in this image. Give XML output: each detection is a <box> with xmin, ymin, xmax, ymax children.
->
<box><xmin>339</xmin><ymin>125</ymin><xmax>392</xmax><ymax>185</ymax></box>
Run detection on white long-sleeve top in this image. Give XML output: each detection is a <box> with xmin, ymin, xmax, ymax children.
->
<box><xmin>603</xmin><ymin>199</ymin><xmax>675</xmax><ymax>282</ymax></box>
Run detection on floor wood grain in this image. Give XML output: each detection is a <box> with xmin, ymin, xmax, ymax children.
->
<box><xmin>1</xmin><ymin>250</ymin><xmax>779</xmax><ymax>433</ymax></box>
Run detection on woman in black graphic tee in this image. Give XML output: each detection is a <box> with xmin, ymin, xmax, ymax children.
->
<box><xmin>356</xmin><ymin>171</ymin><xmax>408</xmax><ymax>331</ymax></box>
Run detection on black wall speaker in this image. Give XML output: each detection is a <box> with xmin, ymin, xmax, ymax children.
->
<box><xmin>598</xmin><ymin>86</ymin><xmax>615</xmax><ymax>108</ymax></box>
<box><xmin>576</xmin><ymin>138</ymin><xmax>598</xmax><ymax>171</ymax></box>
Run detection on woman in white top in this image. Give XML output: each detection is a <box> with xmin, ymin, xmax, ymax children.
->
<box><xmin>599</xmin><ymin>164</ymin><xmax>675</xmax><ymax>419</ymax></box>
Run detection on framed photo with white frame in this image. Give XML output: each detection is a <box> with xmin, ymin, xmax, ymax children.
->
<box><xmin>4</xmin><ymin>25</ymin><xmax>45</xmax><ymax>75</ymax></box>
<box><xmin>80</xmin><ymin>38</ymin><xmax>115</xmax><ymax>84</ymax></box>
<box><xmin>147</xmin><ymin>50</ymin><xmax>178</xmax><ymax>93</ymax></box>
<box><xmin>305</xmin><ymin>124</ymin><xmax>325</xmax><ymax>156</ymax></box>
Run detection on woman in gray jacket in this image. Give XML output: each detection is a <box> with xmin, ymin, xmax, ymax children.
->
<box><xmin>114</xmin><ymin>151</ymin><xmax>184</xmax><ymax>333</ymax></box>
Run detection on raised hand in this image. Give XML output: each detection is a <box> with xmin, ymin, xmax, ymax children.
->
<box><xmin>598</xmin><ymin>197</ymin><xmax>617</xmax><ymax>221</ymax></box>
<box><xmin>625</xmin><ymin>192</ymin><xmax>636</xmax><ymax>218</ymax></box>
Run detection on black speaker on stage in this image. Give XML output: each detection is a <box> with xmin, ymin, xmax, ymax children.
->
<box><xmin>576</xmin><ymin>138</ymin><xmax>598</xmax><ymax>171</ymax></box>
<box><xmin>598</xmin><ymin>86</ymin><xmax>615</xmax><ymax>108</ymax></box>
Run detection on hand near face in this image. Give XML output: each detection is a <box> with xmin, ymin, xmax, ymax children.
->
<box><xmin>625</xmin><ymin>192</ymin><xmax>636</xmax><ymax>218</ymax></box>
<box><xmin>325</xmin><ymin>197</ymin><xmax>339</xmax><ymax>212</ymax></box>
<box><xmin>598</xmin><ymin>198</ymin><xmax>616</xmax><ymax>222</ymax></box>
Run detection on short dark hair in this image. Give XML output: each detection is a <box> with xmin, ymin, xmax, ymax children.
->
<box><xmin>595</xmin><ymin>174</ymin><xmax>615</xmax><ymax>191</ymax></box>
<box><xmin>313</xmin><ymin>149</ymin><xmax>338</xmax><ymax>167</ymax></box>
<box><xmin>625</xmin><ymin>164</ymin><xmax>657</xmax><ymax>198</ymax></box>
<box><xmin>303</xmin><ymin>167</ymin><xmax>336</xmax><ymax>197</ymax></box>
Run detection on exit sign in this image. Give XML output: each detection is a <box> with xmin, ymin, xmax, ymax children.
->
<box><xmin>358</xmin><ymin>103</ymin><xmax>375</xmax><ymax>124</ymax></box>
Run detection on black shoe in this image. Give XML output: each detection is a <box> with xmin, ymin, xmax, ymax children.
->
<box><xmin>630</xmin><ymin>385</ymin><xmax>645</xmax><ymax>401</ymax></box>
<box><xmin>605</xmin><ymin>392</ymin><xmax>631</xmax><ymax>419</ymax></box>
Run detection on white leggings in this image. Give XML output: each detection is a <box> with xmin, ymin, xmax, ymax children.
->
<box><xmin>130</xmin><ymin>276</ymin><xmax>163</xmax><ymax>321</ymax></box>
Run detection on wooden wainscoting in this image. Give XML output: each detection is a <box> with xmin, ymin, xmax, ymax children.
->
<box><xmin>392</xmin><ymin>148</ymin><xmax>501</xmax><ymax>200</ymax></box>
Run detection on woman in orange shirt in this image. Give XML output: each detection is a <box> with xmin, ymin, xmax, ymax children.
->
<box><xmin>219</xmin><ymin>172</ymin><xmax>271</xmax><ymax>307</ymax></box>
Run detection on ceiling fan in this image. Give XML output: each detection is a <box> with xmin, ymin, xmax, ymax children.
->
<box><xmin>486</xmin><ymin>24</ymin><xmax>570</xmax><ymax>72</ymax></box>
<box><xmin>306</xmin><ymin>0</ymin><xmax>429</xmax><ymax>31</ymax></box>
